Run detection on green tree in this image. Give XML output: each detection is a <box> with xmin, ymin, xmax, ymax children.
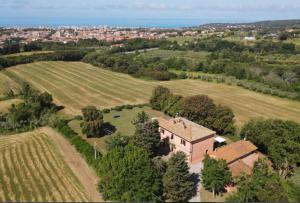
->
<box><xmin>150</xmin><ymin>86</ymin><xmax>172</xmax><ymax>110</ymax></box>
<box><xmin>163</xmin><ymin>152</ymin><xmax>193</xmax><ymax>201</ymax></box>
<box><xmin>227</xmin><ymin>158</ymin><xmax>288</xmax><ymax>202</ymax></box>
<box><xmin>208</xmin><ymin>105</ymin><xmax>236</xmax><ymax>135</ymax></box>
<box><xmin>98</xmin><ymin>144</ymin><xmax>162</xmax><ymax>201</ymax></box>
<box><xmin>133</xmin><ymin>117</ymin><xmax>161</xmax><ymax>157</ymax></box>
<box><xmin>81</xmin><ymin>106</ymin><xmax>104</xmax><ymax>138</ymax></box>
<box><xmin>202</xmin><ymin>156</ymin><xmax>232</xmax><ymax>197</ymax></box>
<box><xmin>240</xmin><ymin>119</ymin><xmax>300</xmax><ymax>178</ymax></box>
<box><xmin>105</xmin><ymin>133</ymin><xmax>130</xmax><ymax>151</ymax></box>
<box><xmin>180</xmin><ymin>95</ymin><xmax>216</xmax><ymax>125</ymax></box>
<box><xmin>131</xmin><ymin>111</ymin><xmax>149</xmax><ymax>125</ymax></box>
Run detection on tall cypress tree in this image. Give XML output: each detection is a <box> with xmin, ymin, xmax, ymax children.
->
<box><xmin>163</xmin><ymin>152</ymin><xmax>193</xmax><ymax>201</ymax></box>
<box><xmin>133</xmin><ymin>112</ymin><xmax>161</xmax><ymax>157</ymax></box>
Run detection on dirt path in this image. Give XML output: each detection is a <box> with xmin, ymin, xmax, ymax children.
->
<box><xmin>39</xmin><ymin>127</ymin><xmax>103</xmax><ymax>202</ymax></box>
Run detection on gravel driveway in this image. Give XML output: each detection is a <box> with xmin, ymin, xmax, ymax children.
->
<box><xmin>189</xmin><ymin>162</ymin><xmax>203</xmax><ymax>202</ymax></box>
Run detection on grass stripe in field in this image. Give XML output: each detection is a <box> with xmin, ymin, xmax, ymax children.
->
<box><xmin>26</xmin><ymin>141</ymin><xmax>57</xmax><ymax>201</ymax></box>
<box><xmin>9</xmin><ymin>147</ymin><xmax>31</xmax><ymax>201</ymax></box>
<box><xmin>37</xmin><ymin>134</ymin><xmax>89</xmax><ymax>201</ymax></box>
<box><xmin>30</xmin><ymin>139</ymin><xmax>66</xmax><ymax>201</ymax></box>
<box><xmin>0</xmin><ymin>150</ymin><xmax>11</xmax><ymax>201</ymax></box>
<box><xmin>0</xmin><ymin>72</ymin><xmax>19</xmax><ymax>96</ymax></box>
<box><xmin>33</xmin><ymin>135</ymin><xmax>82</xmax><ymax>202</ymax></box>
<box><xmin>46</xmin><ymin>61</ymin><xmax>151</xmax><ymax>103</ymax></box>
<box><xmin>20</xmin><ymin>143</ymin><xmax>47</xmax><ymax>201</ymax></box>
<box><xmin>45</xmin><ymin>61</ymin><xmax>151</xmax><ymax>102</ymax></box>
<box><xmin>32</xmin><ymin>63</ymin><xmax>123</xmax><ymax>104</ymax></box>
<box><xmin>15</xmin><ymin>143</ymin><xmax>40</xmax><ymax>201</ymax></box>
<box><xmin>61</xmin><ymin>62</ymin><xmax>154</xmax><ymax>97</ymax></box>
<box><xmin>0</xmin><ymin>130</ymin><xmax>91</xmax><ymax>202</ymax></box>
<box><xmin>10</xmin><ymin>66</ymin><xmax>84</xmax><ymax>111</ymax></box>
<box><xmin>22</xmin><ymin>62</ymin><xmax>109</xmax><ymax>108</ymax></box>
<box><xmin>21</xmin><ymin>63</ymin><xmax>104</xmax><ymax>107</ymax></box>
<box><xmin>2</xmin><ymin>149</ymin><xmax>22</xmax><ymax>200</ymax></box>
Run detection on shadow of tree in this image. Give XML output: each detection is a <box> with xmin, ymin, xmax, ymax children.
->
<box><xmin>189</xmin><ymin>173</ymin><xmax>200</xmax><ymax>199</ymax></box>
<box><xmin>100</xmin><ymin>122</ymin><xmax>117</xmax><ymax>136</ymax></box>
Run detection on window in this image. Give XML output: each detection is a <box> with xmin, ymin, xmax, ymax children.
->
<box><xmin>171</xmin><ymin>134</ymin><xmax>174</xmax><ymax>139</ymax></box>
<box><xmin>181</xmin><ymin>139</ymin><xmax>186</xmax><ymax>146</ymax></box>
<box><xmin>161</xmin><ymin>128</ymin><xmax>165</xmax><ymax>134</ymax></box>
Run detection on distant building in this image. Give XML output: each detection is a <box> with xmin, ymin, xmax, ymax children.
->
<box><xmin>208</xmin><ymin>140</ymin><xmax>263</xmax><ymax>177</ymax></box>
<box><xmin>158</xmin><ymin>117</ymin><xmax>216</xmax><ymax>164</ymax></box>
<box><xmin>244</xmin><ymin>36</ymin><xmax>256</xmax><ymax>41</ymax></box>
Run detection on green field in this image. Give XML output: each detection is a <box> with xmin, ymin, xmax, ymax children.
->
<box><xmin>140</xmin><ymin>49</ymin><xmax>209</xmax><ymax>63</ymax></box>
<box><xmin>4</xmin><ymin>51</ymin><xmax>54</xmax><ymax>58</ymax></box>
<box><xmin>0</xmin><ymin>129</ymin><xmax>89</xmax><ymax>202</ymax></box>
<box><xmin>4</xmin><ymin>61</ymin><xmax>300</xmax><ymax>126</ymax></box>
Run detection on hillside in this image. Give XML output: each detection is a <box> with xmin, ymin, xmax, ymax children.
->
<box><xmin>3</xmin><ymin>61</ymin><xmax>300</xmax><ymax>126</ymax></box>
<box><xmin>202</xmin><ymin>19</ymin><xmax>300</xmax><ymax>28</ymax></box>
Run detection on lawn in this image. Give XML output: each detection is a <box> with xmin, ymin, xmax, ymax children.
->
<box><xmin>4</xmin><ymin>61</ymin><xmax>300</xmax><ymax>126</ymax></box>
<box><xmin>200</xmin><ymin>187</ymin><xmax>231</xmax><ymax>202</ymax></box>
<box><xmin>68</xmin><ymin>106</ymin><xmax>165</xmax><ymax>153</ymax></box>
<box><xmin>0</xmin><ymin>129</ymin><xmax>90</xmax><ymax>202</ymax></box>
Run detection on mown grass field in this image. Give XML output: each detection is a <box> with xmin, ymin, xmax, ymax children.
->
<box><xmin>0</xmin><ymin>72</ymin><xmax>19</xmax><ymax>97</ymax></box>
<box><xmin>4</xmin><ymin>61</ymin><xmax>300</xmax><ymax>126</ymax></box>
<box><xmin>0</xmin><ymin>99</ymin><xmax>22</xmax><ymax>113</ymax></box>
<box><xmin>0</xmin><ymin>129</ymin><xmax>89</xmax><ymax>202</ymax></box>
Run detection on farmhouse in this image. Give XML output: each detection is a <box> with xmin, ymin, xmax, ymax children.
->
<box><xmin>208</xmin><ymin>140</ymin><xmax>263</xmax><ymax>177</ymax></box>
<box><xmin>158</xmin><ymin>117</ymin><xmax>216</xmax><ymax>164</ymax></box>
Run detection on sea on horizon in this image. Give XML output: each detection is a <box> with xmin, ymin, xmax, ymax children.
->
<box><xmin>0</xmin><ymin>17</ymin><xmax>254</xmax><ymax>28</ymax></box>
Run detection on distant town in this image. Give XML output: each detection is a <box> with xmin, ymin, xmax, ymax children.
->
<box><xmin>2</xmin><ymin>20</ymin><xmax>300</xmax><ymax>48</ymax></box>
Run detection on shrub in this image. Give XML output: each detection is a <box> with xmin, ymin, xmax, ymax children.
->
<box><xmin>124</xmin><ymin>104</ymin><xmax>134</xmax><ymax>109</ymax></box>
<box><xmin>102</xmin><ymin>108</ymin><xmax>111</xmax><ymax>114</ymax></box>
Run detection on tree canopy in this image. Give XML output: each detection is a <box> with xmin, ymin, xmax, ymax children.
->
<box><xmin>98</xmin><ymin>143</ymin><xmax>162</xmax><ymax>202</ymax></box>
<box><xmin>162</xmin><ymin>152</ymin><xmax>194</xmax><ymax>201</ymax></box>
<box><xmin>202</xmin><ymin>156</ymin><xmax>232</xmax><ymax>197</ymax></box>
<box><xmin>81</xmin><ymin>106</ymin><xmax>104</xmax><ymax>138</ymax></box>
<box><xmin>150</xmin><ymin>86</ymin><xmax>236</xmax><ymax>135</ymax></box>
<box><xmin>0</xmin><ymin>83</ymin><xmax>57</xmax><ymax>132</ymax></box>
<box><xmin>227</xmin><ymin>158</ymin><xmax>288</xmax><ymax>202</ymax></box>
<box><xmin>240</xmin><ymin>119</ymin><xmax>300</xmax><ymax>178</ymax></box>
<box><xmin>132</xmin><ymin>112</ymin><xmax>161</xmax><ymax>157</ymax></box>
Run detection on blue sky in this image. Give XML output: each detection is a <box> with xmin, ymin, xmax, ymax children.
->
<box><xmin>0</xmin><ymin>0</ymin><xmax>300</xmax><ymax>26</ymax></box>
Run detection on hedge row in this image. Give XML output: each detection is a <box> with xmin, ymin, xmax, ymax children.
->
<box><xmin>54</xmin><ymin>119</ymin><xmax>101</xmax><ymax>170</ymax></box>
<box><xmin>102</xmin><ymin>103</ymin><xmax>149</xmax><ymax>114</ymax></box>
<box><xmin>0</xmin><ymin>50</ymin><xmax>88</xmax><ymax>69</ymax></box>
<box><xmin>186</xmin><ymin>73</ymin><xmax>300</xmax><ymax>101</ymax></box>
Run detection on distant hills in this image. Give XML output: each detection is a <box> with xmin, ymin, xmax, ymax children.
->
<box><xmin>201</xmin><ymin>19</ymin><xmax>300</xmax><ymax>28</ymax></box>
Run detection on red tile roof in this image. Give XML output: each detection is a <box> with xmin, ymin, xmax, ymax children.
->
<box><xmin>158</xmin><ymin>117</ymin><xmax>216</xmax><ymax>142</ymax></box>
<box><xmin>208</xmin><ymin>140</ymin><xmax>257</xmax><ymax>164</ymax></box>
